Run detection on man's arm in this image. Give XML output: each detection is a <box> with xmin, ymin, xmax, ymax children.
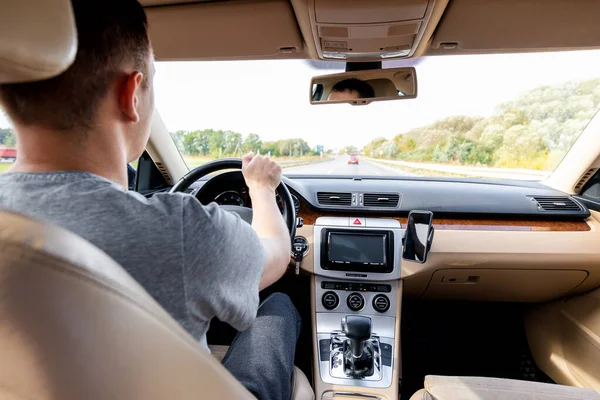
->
<box><xmin>242</xmin><ymin>153</ymin><xmax>291</xmax><ymax>290</ymax></box>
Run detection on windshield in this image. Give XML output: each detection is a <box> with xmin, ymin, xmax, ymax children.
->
<box><xmin>154</xmin><ymin>50</ymin><xmax>600</xmax><ymax>180</ymax></box>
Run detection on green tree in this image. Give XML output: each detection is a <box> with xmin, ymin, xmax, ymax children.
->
<box><xmin>242</xmin><ymin>133</ymin><xmax>262</xmax><ymax>154</ymax></box>
<box><xmin>0</xmin><ymin>128</ymin><xmax>15</xmax><ymax>146</ymax></box>
<box><xmin>223</xmin><ymin>131</ymin><xmax>242</xmax><ymax>156</ymax></box>
<box><xmin>182</xmin><ymin>134</ymin><xmax>199</xmax><ymax>155</ymax></box>
<box><xmin>261</xmin><ymin>141</ymin><xmax>279</xmax><ymax>156</ymax></box>
<box><xmin>208</xmin><ymin>130</ymin><xmax>225</xmax><ymax>157</ymax></box>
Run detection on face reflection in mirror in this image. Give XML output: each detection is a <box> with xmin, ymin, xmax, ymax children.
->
<box><xmin>328</xmin><ymin>89</ymin><xmax>362</xmax><ymax>101</ymax></box>
<box><xmin>328</xmin><ymin>78</ymin><xmax>375</xmax><ymax>101</ymax></box>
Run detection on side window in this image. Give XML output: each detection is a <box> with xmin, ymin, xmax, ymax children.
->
<box><xmin>0</xmin><ymin>115</ymin><xmax>16</xmax><ymax>174</ymax></box>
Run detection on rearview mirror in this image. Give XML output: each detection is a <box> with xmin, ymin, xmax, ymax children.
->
<box><xmin>310</xmin><ymin>67</ymin><xmax>417</xmax><ymax>106</ymax></box>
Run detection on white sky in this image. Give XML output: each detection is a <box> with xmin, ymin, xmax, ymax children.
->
<box><xmin>3</xmin><ymin>49</ymin><xmax>600</xmax><ymax>150</ymax></box>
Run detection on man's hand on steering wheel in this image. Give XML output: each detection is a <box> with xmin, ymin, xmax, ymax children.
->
<box><xmin>242</xmin><ymin>152</ymin><xmax>282</xmax><ymax>195</ymax></box>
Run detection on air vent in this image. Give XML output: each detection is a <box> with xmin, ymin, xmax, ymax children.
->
<box><xmin>530</xmin><ymin>196</ymin><xmax>582</xmax><ymax>212</ymax></box>
<box><xmin>364</xmin><ymin>193</ymin><xmax>400</xmax><ymax>208</ymax></box>
<box><xmin>317</xmin><ymin>192</ymin><xmax>352</xmax><ymax>206</ymax></box>
<box><xmin>574</xmin><ymin>168</ymin><xmax>599</xmax><ymax>192</ymax></box>
<box><xmin>154</xmin><ymin>161</ymin><xmax>171</xmax><ymax>183</ymax></box>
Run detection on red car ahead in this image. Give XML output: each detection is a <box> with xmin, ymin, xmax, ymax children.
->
<box><xmin>348</xmin><ymin>154</ymin><xmax>359</xmax><ymax>164</ymax></box>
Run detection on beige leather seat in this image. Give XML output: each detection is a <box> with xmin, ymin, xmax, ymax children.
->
<box><xmin>410</xmin><ymin>375</ymin><xmax>600</xmax><ymax>400</ymax></box>
<box><xmin>0</xmin><ymin>211</ymin><xmax>314</xmax><ymax>399</ymax></box>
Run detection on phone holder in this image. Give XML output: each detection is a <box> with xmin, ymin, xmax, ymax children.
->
<box><xmin>402</xmin><ymin>210</ymin><xmax>435</xmax><ymax>264</ymax></box>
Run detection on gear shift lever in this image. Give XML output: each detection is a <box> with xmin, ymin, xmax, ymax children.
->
<box><xmin>342</xmin><ymin>315</ymin><xmax>372</xmax><ymax>358</ymax></box>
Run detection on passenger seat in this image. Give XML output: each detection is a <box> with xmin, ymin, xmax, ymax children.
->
<box><xmin>410</xmin><ymin>375</ymin><xmax>600</xmax><ymax>400</ymax></box>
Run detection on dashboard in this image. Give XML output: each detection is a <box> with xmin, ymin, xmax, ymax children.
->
<box><xmin>188</xmin><ymin>173</ymin><xmax>600</xmax><ymax>303</ymax></box>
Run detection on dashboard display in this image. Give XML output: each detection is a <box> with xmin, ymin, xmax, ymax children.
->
<box><xmin>321</xmin><ymin>229</ymin><xmax>394</xmax><ymax>273</ymax></box>
<box><xmin>214</xmin><ymin>191</ymin><xmax>245</xmax><ymax>207</ymax></box>
<box><xmin>328</xmin><ymin>233</ymin><xmax>386</xmax><ymax>265</ymax></box>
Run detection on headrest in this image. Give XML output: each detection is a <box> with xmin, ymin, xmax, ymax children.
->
<box><xmin>367</xmin><ymin>78</ymin><xmax>399</xmax><ymax>97</ymax></box>
<box><xmin>0</xmin><ymin>0</ymin><xmax>77</xmax><ymax>84</ymax></box>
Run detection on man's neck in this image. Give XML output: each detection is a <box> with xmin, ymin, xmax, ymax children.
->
<box><xmin>9</xmin><ymin>124</ymin><xmax>129</xmax><ymax>188</ymax></box>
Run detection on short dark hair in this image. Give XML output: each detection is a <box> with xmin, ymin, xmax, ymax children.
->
<box><xmin>0</xmin><ymin>0</ymin><xmax>151</xmax><ymax>132</ymax></box>
<box><xmin>331</xmin><ymin>78</ymin><xmax>375</xmax><ymax>99</ymax></box>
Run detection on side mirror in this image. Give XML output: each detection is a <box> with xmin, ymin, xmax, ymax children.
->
<box><xmin>402</xmin><ymin>210</ymin><xmax>434</xmax><ymax>263</ymax></box>
<box><xmin>310</xmin><ymin>67</ymin><xmax>417</xmax><ymax>106</ymax></box>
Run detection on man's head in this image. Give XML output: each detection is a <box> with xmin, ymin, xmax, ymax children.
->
<box><xmin>327</xmin><ymin>78</ymin><xmax>375</xmax><ymax>101</ymax></box>
<box><xmin>0</xmin><ymin>0</ymin><xmax>154</xmax><ymax>162</ymax></box>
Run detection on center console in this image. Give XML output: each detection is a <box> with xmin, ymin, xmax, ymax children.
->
<box><xmin>312</xmin><ymin>217</ymin><xmax>402</xmax><ymax>397</ymax></box>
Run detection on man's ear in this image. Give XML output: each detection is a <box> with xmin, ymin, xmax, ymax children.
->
<box><xmin>119</xmin><ymin>71</ymin><xmax>144</xmax><ymax>123</ymax></box>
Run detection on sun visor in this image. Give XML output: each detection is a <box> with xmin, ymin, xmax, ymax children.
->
<box><xmin>429</xmin><ymin>0</ymin><xmax>600</xmax><ymax>54</ymax></box>
<box><xmin>146</xmin><ymin>0</ymin><xmax>304</xmax><ymax>61</ymax></box>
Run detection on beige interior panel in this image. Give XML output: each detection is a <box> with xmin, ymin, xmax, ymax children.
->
<box><xmin>311</xmin><ymin>280</ymin><xmax>402</xmax><ymax>400</ymax></box>
<box><xmin>403</xmin><ymin>214</ymin><xmax>600</xmax><ymax>301</ymax></box>
<box><xmin>146</xmin><ymin>110</ymin><xmax>188</xmax><ymax>183</ymax></box>
<box><xmin>296</xmin><ymin>225</ymin><xmax>315</xmax><ymax>273</ymax></box>
<box><xmin>423</xmin><ymin>269</ymin><xmax>588</xmax><ymax>302</ymax></box>
<box><xmin>428</xmin><ymin>0</ymin><xmax>600</xmax><ymax>55</ymax></box>
<box><xmin>314</xmin><ymin>0</ymin><xmax>428</xmax><ymax>24</ymax></box>
<box><xmin>141</xmin><ymin>0</ymin><xmax>205</xmax><ymax>5</ymax></box>
<box><xmin>146</xmin><ymin>0</ymin><xmax>304</xmax><ymax>61</ymax></box>
<box><xmin>525</xmin><ymin>289</ymin><xmax>600</xmax><ymax>392</ymax></box>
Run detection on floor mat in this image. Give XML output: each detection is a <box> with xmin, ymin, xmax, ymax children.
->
<box><xmin>400</xmin><ymin>300</ymin><xmax>553</xmax><ymax>399</ymax></box>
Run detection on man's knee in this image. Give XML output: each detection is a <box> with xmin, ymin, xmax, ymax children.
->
<box><xmin>260</xmin><ymin>292</ymin><xmax>302</xmax><ymax>330</ymax></box>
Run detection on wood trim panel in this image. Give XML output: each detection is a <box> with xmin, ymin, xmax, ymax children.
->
<box><xmin>297</xmin><ymin>203</ymin><xmax>590</xmax><ymax>232</ymax></box>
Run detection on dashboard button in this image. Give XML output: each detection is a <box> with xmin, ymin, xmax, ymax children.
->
<box><xmin>372</xmin><ymin>294</ymin><xmax>391</xmax><ymax>313</ymax></box>
<box><xmin>351</xmin><ymin>217</ymin><xmax>365</xmax><ymax>227</ymax></box>
<box><xmin>322</xmin><ymin>291</ymin><xmax>339</xmax><ymax>310</ymax></box>
<box><xmin>346</xmin><ymin>292</ymin><xmax>365</xmax><ymax>311</ymax></box>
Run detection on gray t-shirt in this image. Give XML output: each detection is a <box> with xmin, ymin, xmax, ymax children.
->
<box><xmin>0</xmin><ymin>171</ymin><xmax>266</xmax><ymax>348</ymax></box>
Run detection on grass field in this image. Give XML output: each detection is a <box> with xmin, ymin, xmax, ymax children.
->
<box><xmin>0</xmin><ymin>163</ymin><xmax>12</xmax><ymax>173</ymax></box>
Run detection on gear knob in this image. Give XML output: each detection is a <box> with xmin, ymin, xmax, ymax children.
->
<box><xmin>342</xmin><ymin>315</ymin><xmax>372</xmax><ymax>358</ymax></box>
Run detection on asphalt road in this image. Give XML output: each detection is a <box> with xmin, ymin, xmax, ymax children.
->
<box><xmin>283</xmin><ymin>156</ymin><xmax>408</xmax><ymax>176</ymax></box>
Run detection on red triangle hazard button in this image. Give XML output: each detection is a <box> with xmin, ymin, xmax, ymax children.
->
<box><xmin>352</xmin><ymin>218</ymin><xmax>363</xmax><ymax>225</ymax></box>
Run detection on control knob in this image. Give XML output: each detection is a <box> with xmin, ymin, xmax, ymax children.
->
<box><xmin>372</xmin><ymin>294</ymin><xmax>390</xmax><ymax>313</ymax></box>
<box><xmin>322</xmin><ymin>291</ymin><xmax>339</xmax><ymax>310</ymax></box>
<box><xmin>346</xmin><ymin>292</ymin><xmax>365</xmax><ymax>311</ymax></box>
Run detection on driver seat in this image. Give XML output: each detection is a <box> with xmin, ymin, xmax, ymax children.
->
<box><xmin>0</xmin><ymin>210</ymin><xmax>313</xmax><ymax>399</ymax></box>
<box><xmin>0</xmin><ymin>1</ymin><xmax>313</xmax><ymax>397</ymax></box>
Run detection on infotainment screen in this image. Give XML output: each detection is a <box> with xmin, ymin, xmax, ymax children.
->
<box><xmin>321</xmin><ymin>229</ymin><xmax>394</xmax><ymax>273</ymax></box>
<box><xmin>328</xmin><ymin>233</ymin><xmax>386</xmax><ymax>265</ymax></box>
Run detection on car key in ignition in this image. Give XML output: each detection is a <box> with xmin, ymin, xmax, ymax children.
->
<box><xmin>291</xmin><ymin>237</ymin><xmax>309</xmax><ymax>275</ymax></box>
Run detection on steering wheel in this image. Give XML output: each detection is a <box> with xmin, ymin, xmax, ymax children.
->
<box><xmin>169</xmin><ymin>158</ymin><xmax>296</xmax><ymax>240</ymax></box>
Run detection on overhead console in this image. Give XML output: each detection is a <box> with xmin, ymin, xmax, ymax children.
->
<box><xmin>307</xmin><ymin>0</ymin><xmax>438</xmax><ymax>61</ymax></box>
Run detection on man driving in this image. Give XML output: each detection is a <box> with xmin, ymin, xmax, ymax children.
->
<box><xmin>0</xmin><ymin>1</ymin><xmax>299</xmax><ymax>399</ymax></box>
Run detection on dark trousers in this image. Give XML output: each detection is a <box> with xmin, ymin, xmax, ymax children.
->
<box><xmin>222</xmin><ymin>293</ymin><xmax>302</xmax><ymax>400</ymax></box>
